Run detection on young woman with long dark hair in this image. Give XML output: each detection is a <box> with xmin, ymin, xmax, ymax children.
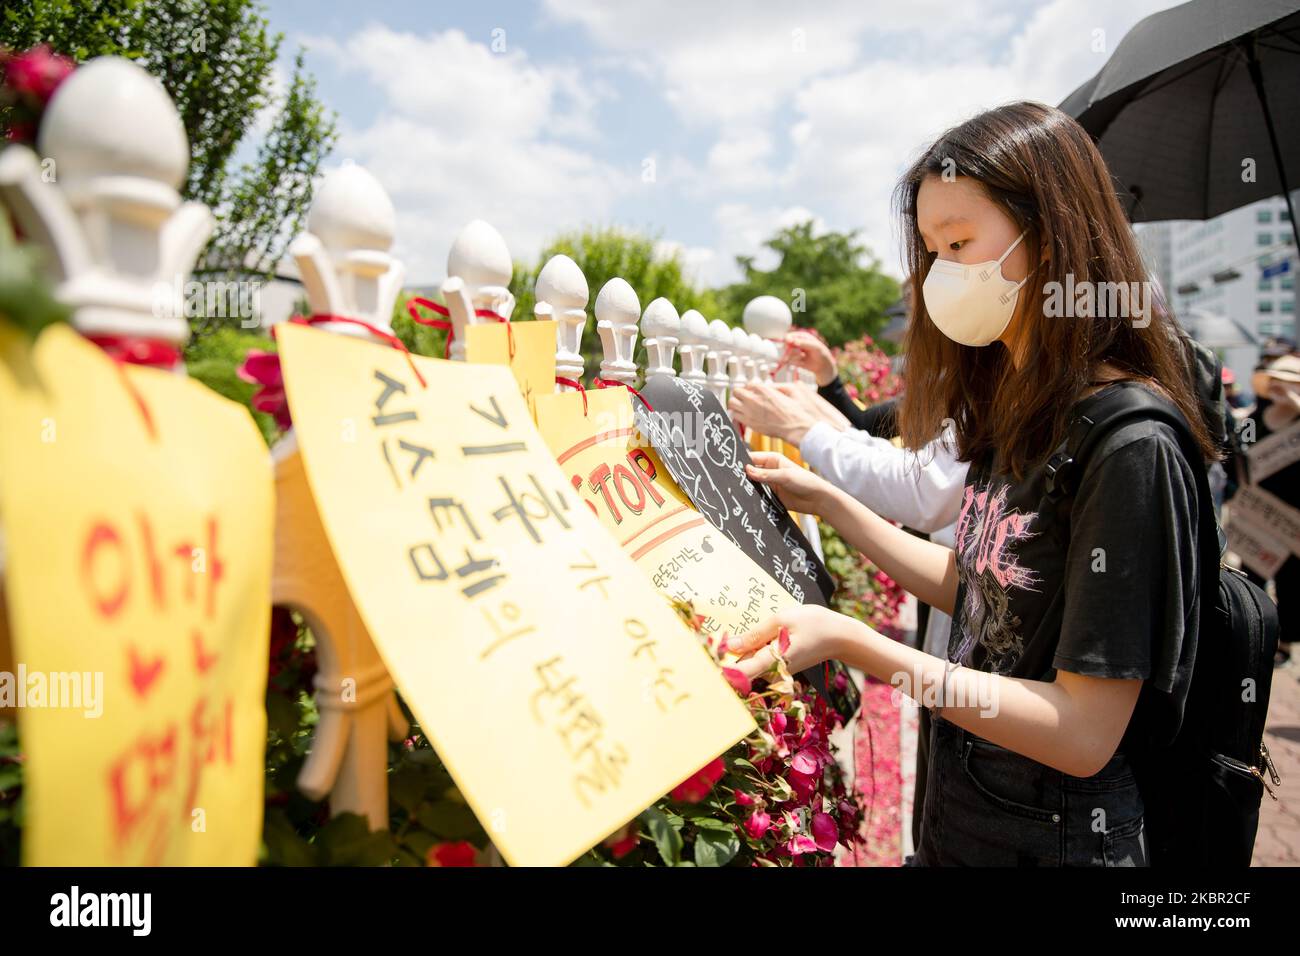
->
<box><xmin>733</xmin><ymin>102</ymin><xmax>1219</xmax><ymax>866</ymax></box>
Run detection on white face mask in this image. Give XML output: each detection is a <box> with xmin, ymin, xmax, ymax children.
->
<box><xmin>921</xmin><ymin>230</ymin><xmax>1029</xmax><ymax>347</ymax></box>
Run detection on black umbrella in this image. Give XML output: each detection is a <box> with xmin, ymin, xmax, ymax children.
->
<box><xmin>1060</xmin><ymin>0</ymin><xmax>1300</xmax><ymax>249</ymax></box>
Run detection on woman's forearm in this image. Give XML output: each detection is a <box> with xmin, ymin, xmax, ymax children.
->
<box><xmin>829</xmin><ymin>618</ymin><xmax>1139</xmax><ymax>778</ymax></box>
<box><xmin>821</xmin><ymin>484</ymin><xmax>959</xmax><ymax>614</ymax></box>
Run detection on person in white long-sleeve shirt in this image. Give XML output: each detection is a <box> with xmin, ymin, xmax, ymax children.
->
<box><xmin>729</xmin><ymin>377</ymin><xmax>967</xmax><ymax>657</ymax></box>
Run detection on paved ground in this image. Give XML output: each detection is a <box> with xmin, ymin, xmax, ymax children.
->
<box><xmin>1254</xmin><ymin>656</ymin><xmax>1300</xmax><ymax>866</ymax></box>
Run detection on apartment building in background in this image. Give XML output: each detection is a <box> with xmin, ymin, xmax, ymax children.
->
<box><xmin>1136</xmin><ymin>193</ymin><xmax>1299</xmax><ymax>397</ymax></box>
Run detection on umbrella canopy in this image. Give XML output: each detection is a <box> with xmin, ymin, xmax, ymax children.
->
<box><xmin>1180</xmin><ymin>308</ymin><xmax>1259</xmax><ymax>349</ymax></box>
<box><xmin>1060</xmin><ymin>0</ymin><xmax>1300</xmax><ymax>236</ymax></box>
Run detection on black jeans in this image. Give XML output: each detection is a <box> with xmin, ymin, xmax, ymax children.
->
<box><xmin>905</xmin><ymin>714</ymin><xmax>1148</xmax><ymax>866</ymax></box>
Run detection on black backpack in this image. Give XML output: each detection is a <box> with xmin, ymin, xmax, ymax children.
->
<box><xmin>1043</xmin><ymin>381</ymin><xmax>1281</xmax><ymax>867</ymax></box>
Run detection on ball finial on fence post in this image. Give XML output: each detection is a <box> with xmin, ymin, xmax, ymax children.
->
<box><xmin>676</xmin><ymin>309</ymin><xmax>710</xmax><ymax>384</ymax></box>
<box><xmin>288</xmin><ymin>161</ymin><xmax>404</xmax><ymax>340</ymax></box>
<box><xmin>594</xmin><ymin>277</ymin><xmax>641</xmax><ymax>386</ymax></box>
<box><xmin>535</xmin><ymin>254</ymin><xmax>589</xmax><ymax>390</ymax></box>
<box><xmin>443</xmin><ymin>219</ymin><xmax>514</xmax><ymax>361</ymax></box>
<box><xmin>743</xmin><ymin>294</ymin><xmax>795</xmax><ymax>382</ymax></box>
<box><xmin>706</xmin><ymin>319</ymin><xmax>734</xmax><ymax>406</ymax></box>
<box><xmin>0</xmin><ymin>56</ymin><xmax>213</xmax><ymax>353</ymax></box>
<box><xmin>640</xmin><ymin>297</ymin><xmax>680</xmax><ymax>385</ymax></box>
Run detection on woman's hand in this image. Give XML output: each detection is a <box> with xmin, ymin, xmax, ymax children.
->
<box><xmin>784</xmin><ymin>329</ymin><xmax>838</xmax><ymax>387</ymax></box>
<box><xmin>744</xmin><ymin>450</ymin><xmax>837</xmax><ymax>515</ymax></box>
<box><xmin>775</xmin><ymin>381</ymin><xmax>851</xmax><ymax>431</ymax></box>
<box><xmin>728</xmin><ymin>605</ymin><xmax>850</xmax><ymax>680</ymax></box>
<box><xmin>728</xmin><ymin>383</ymin><xmax>820</xmax><ymax>445</ymax></box>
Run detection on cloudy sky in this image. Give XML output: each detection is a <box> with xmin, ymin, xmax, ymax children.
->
<box><xmin>259</xmin><ymin>0</ymin><xmax>1186</xmax><ymax>288</ymax></box>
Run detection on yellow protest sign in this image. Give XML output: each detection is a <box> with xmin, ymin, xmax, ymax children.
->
<box><xmin>274</xmin><ymin>323</ymin><xmax>754</xmax><ymax>867</ymax></box>
<box><xmin>534</xmin><ymin>387</ymin><xmax>800</xmax><ymax>641</ymax></box>
<box><xmin>0</xmin><ymin>324</ymin><xmax>273</xmax><ymax>866</ymax></box>
<box><xmin>464</xmin><ymin>320</ymin><xmax>557</xmax><ymax>420</ymax></box>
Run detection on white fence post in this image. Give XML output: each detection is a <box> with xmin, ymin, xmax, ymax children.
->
<box><xmin>594</xmin><ymin>278</ymin><xmax>641</xmax><ymax>386</ymax></box>
<box><xmin>640</xmin><ymin>297</ymin><xmax>680</xmax><ymax>385</ymax></box>
<box><xmin>535</xmin><ymin>254</ymin><xmax>589</xmax><ymax>390</ymax></box>
<box><xmin>705</xmin><ymin>318</ymin><xmax>733</xmax><ymax>406</ymax></box>
<box><xmin>275</xmin><ymin>163</ymin><xmax>409</xmax><ymax>829</ymax></box>
<box><xmin>677</xmin><ymin>309</ymin><xmax>710</xmax><ymax>384</ymax></box>
<box><xmin>288</xmin><ymin>162</ymin><xmax>404</xmax><ymax>340</ymax></box>
<box><xmin>442</xmin><ymin>220</ymin><xmax>514</xmax><ymax>361</ymax></box>
<box><xmin>0</xmin><ymin>56</ymin><xmax>212</xmax><ymax>354</ymax></box>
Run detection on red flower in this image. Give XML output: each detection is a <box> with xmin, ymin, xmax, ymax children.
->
<box><xmin>744</xmin><ymin>810</ymin><xmax>771</xmax><ymax>840</ymax></box>
<box><xmin>721</xmin><ymin>666</ymin><xmax>751</xmax><ymax>696</ymax></box>
<box><xmin>237</xmin><ymin>349</ymin><xmax>291</xmax><ymax>429</ymax></box>
<box><xmin>733</xmin><ymin>789</ymin><xmax>755</xmax><ymax>807</ymax></box>
<box><xmin>603</xmin><ymin>823</ymin><xmax>639</xmax><ymax>859</ymax></box>
<box><xmin>768</xmin><ymin>709</ymin><xmax>787</xmax><ymax>736</ymax></box>
<box><xmin>426</xmin><ymin>841</ymin><xmax>478</xmax><ymax>867</ymax></box>
<box><xmin>670</xmin><ymin>756</ymin><xmax>725</xmax><ymax>803</ymax></box>
<box><xmin>811</xmin><ymin>811</ymin><xmax>839</xmax><ymax>851</ymax></box>
<box><xmin>791</xmin><ymin>748</ymin><xmax>820</xmax><ymax>776</ymax></box>
<box><xmin>4</xmin><ymin>46</ymin><xmax>74</xmax><ymax>105</ymax></box>
<box><xmin>787</xmin><ymin>768</ymin><xmax>818</xmax><ymax>803</ymax></box>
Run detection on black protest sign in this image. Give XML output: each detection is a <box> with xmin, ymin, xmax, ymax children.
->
<box><xmin>634</xmin><ymin>377</ymin><xmax>835</xmax><ymax>605</ymax></box>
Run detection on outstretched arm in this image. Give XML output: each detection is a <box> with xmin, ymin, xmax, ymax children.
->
<box><xmin>731</xmin><ymin>606</ymin><xmax>1142</xmax><ymax>779</ymax></box>
<box><xmin>745</xmin><ymin>451</ymin><xmax>959</xmax><ymax>615</ymax></box>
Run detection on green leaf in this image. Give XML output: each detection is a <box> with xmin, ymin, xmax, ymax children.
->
<box><xmin>693</xmin><ymin>828</ymin><xmax>741</xmax><ymax>867</ymax></box>
<box><xmin>769</xmin><ymin>776</ymin><xmax>794</xmax><ymax>802</ymax></box>
<box><xmin>386</xmin><ymin>766</ymin><xmax>425</xmax><ymax>814</ymax></box>
<box><xmin>689</xmin><ymin>816</ymin><xmax>734</xmax><ymax>832</ymax></box>
<box><xmin>414</xmin><ymin>801</ymin><xmax>481</xmax><ymax>840</ymax></box>
<box><xmin>315</xmin><ymin>813</ymin><xmax>399</xmax><ymax>866</ymax></box>
<box><xmin>401</xmin><ymin>829</ymin><xmax>437</xmax><ymax>861</ymax></box>
<box><xmin>639</xmin><ymin>807</ymin><xmax>683</xmax><ymax>866</ymax></box>
<box><xmin>264</xmin><ymin>689</ymin><xmax>300</xmax><ymax>741</ymax></box>
<box><xmin>261</xmin><ymin>808</ymin><xmax>319</xmax><ymax>867</ymax></box>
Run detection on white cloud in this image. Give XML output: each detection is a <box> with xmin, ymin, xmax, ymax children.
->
<box><xmin>541</xmin><ymin>0</ymin><xmax>1188</xmax><ymax>283</ymax></box>
<box><xmin>300</xmin><ymin>24</ymin><xmax>628</xmax><ymax>283</ymax></box>
<box><xmin>706</xmin><ymin>128</ymin><xmax>777</xmax><ymax>191</ymax></box>
<box><xmin>283</xmin><ymin>1</ymin><xmax>1192</xmax><ymax>294</ymax></box>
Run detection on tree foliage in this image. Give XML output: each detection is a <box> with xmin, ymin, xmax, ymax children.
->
<box><xmin>509</xmin><ymin>226</ymin><xmax>720</xmax><ymax>379</ymax></box>
<box><xmin>714</xmin><ymin>220</ymin><xmax>900</xmax><ymax>348</ymax></box>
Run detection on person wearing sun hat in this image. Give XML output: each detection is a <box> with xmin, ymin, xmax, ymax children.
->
<box><xmin>1231</xmin><ymin>351</ymin><xmax>1300</xmax><ymax>664</ymax></box>
<box><xmin>1251</xmin><ymin>353</ymin><xmax>1300</xmax><ymax>432</ymax></box>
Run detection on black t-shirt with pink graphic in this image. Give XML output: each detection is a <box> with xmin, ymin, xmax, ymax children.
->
<box><xmin>949</xmin><ymin>384</ymin><xmax>1201</xmax><ymax>751</ymax></box>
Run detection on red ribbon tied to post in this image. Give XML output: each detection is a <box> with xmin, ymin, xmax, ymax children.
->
<box><xmin>594</xmin><ymin>376</ymin><xmax>654</xmax><ymax>414</ymax></box>
<box><xmin>406</xmin><ymin>297</ymin><xmax>513</xmax><ymax>360</ymax></box>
